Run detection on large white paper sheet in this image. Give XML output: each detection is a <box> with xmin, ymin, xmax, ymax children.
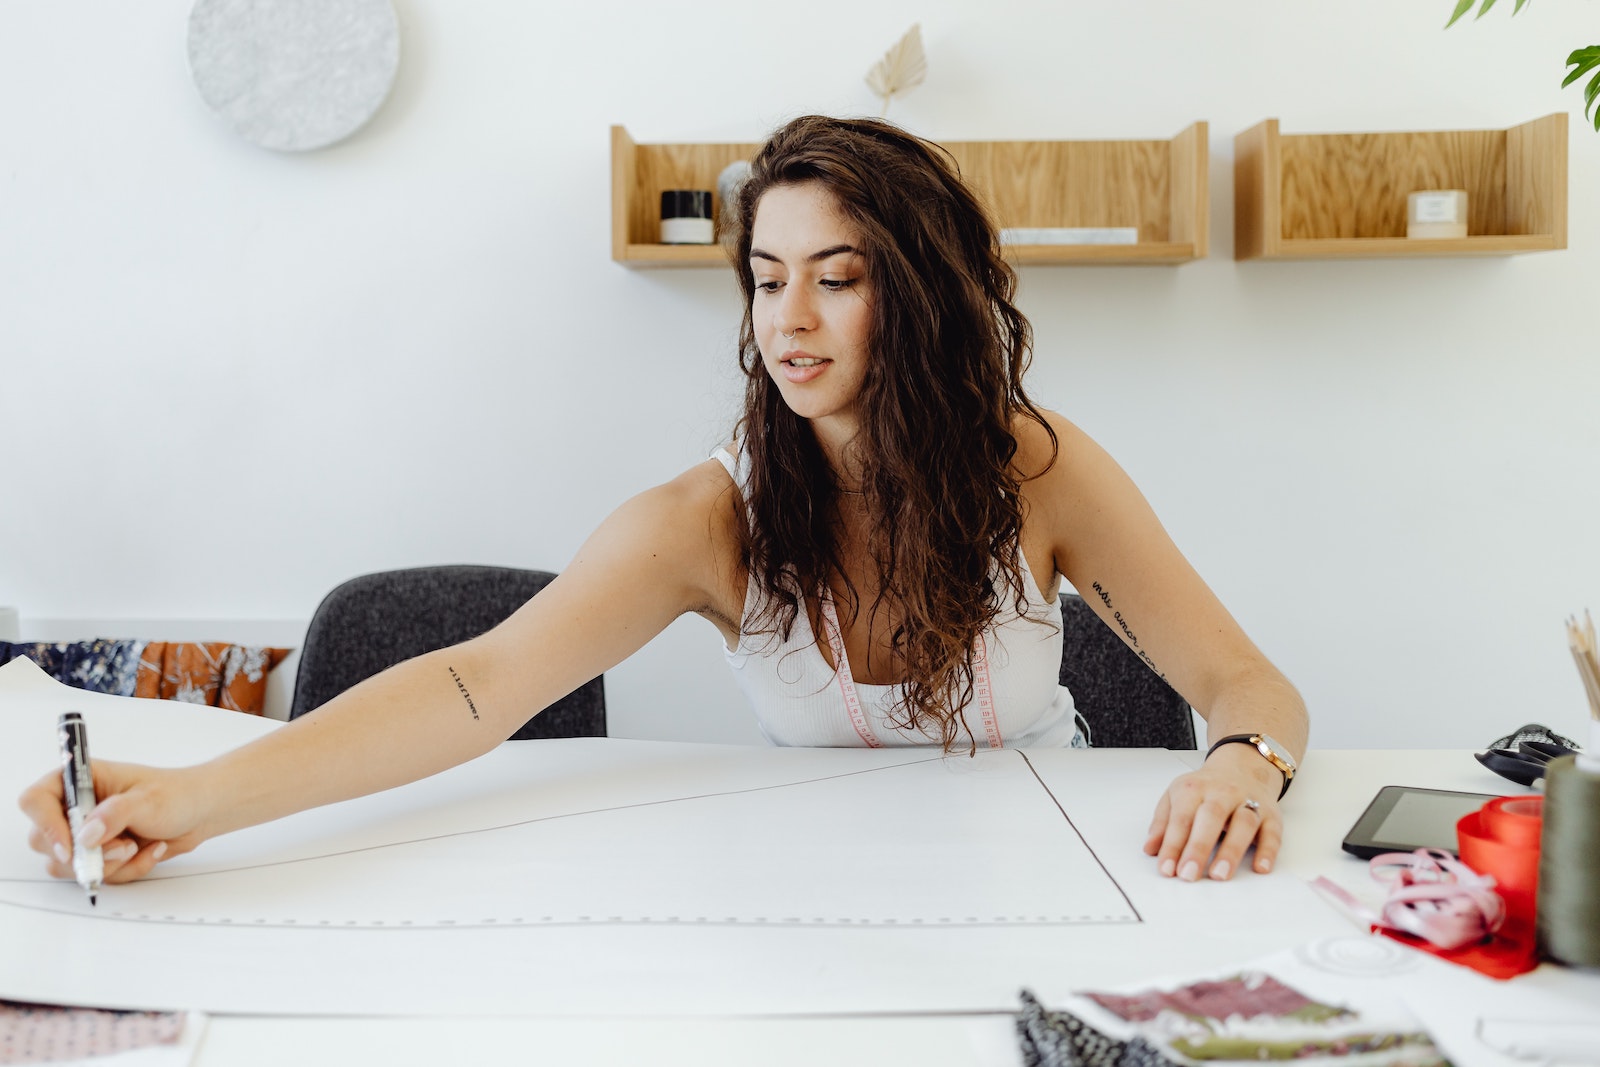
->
<box><xmin>0</xmin><ymin>658</ymin><xmax>1354</xmax><ymax>1018</ymax></box>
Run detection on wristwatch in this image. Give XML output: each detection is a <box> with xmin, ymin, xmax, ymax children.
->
<box><xmin>1205</xmin><ymin>733</ymin><xmax>1297</xmax><ymax>800</ymax></box>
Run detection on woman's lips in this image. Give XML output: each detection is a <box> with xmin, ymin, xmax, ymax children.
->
<box><xmin>781</xmin><ymin>350</ymin><xmax>831</xmax><ymax>383</ymax></box>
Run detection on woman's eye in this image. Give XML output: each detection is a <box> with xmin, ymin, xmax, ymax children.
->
<box><xmin>754</xmin><ymin>280</ymin><xmax>782</xmax><ymax>292</ymax></box>
<box><xmin>821</xmin><ymin>278</ymin><xmax>856</xmax><ymax>291</ymax></box>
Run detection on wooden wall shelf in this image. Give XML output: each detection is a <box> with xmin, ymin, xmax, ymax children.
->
<box><xmin>1234</xmin><ymin>115</ymin><xmax>1567</xmax><ymax>260</ymax></box>
<box><xmin>611</xmin><ymin>124</ymin><xmax>1210</xmax><ymax>269</ymax></box>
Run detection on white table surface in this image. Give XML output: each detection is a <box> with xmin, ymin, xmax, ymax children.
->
<box><xmin>2</xmin><ymin>660</ymin><xmax>1593</xmax><ymax>1066</ymax></box>
<box><xmin>183</xmin><ymin>748</ymin><xmax>1586</xmax><ymax>1067</ymax></box>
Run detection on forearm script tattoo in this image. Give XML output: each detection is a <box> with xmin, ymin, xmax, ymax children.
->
<box><xmin>448</xmin><ymin>665</ymin><xmax>480</xmax><ymax>721</ymax></box>
<box><xmin>1090</xmin><ymin>581</ymin><xmax>1168</xmax><ymax>681</ymax></box>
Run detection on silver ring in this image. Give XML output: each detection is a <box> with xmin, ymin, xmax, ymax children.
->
<box><xmin>1240</xmin><ymin>798</ymin><xmax>1261</xmax><ymax>813</ymax></box>
<box><xmin>781</xmin><ymin>329</ymin><xmax>797</xmax><ymax>339</ymax></box>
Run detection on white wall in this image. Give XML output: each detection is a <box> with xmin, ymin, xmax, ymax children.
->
<box><xmin>3</xmin><ymin>0</ymin><xmax>1597</xmax><ymax>749</ymax></box>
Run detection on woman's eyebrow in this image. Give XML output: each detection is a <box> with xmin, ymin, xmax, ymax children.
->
<box><xmin>749</xmin><ymin>243</ymin><xmax>861</xmax><ymax>265</ymax></box>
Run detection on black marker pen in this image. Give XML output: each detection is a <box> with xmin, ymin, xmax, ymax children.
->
<box><xmin>58</xmin><ymin>712</ymin><xmax>103</xmax><ymax>906</ymax></box>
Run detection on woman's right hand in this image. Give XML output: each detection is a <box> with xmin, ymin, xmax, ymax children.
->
<box><xmin>17</xmin><ymin>761</ymin><xmax>213</xmax><ymax>884</ymax></box>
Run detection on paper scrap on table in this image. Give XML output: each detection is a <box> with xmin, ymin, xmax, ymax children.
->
<box><xmin>1476</xmin><ymin>1018</ymin><xmax>1600</xmax><ymax>1063</ymax></box>
<box><xmin>1019</xmin><ymin>935</ymin><xmax>1600</xmax><ymax>1067</ymax></box>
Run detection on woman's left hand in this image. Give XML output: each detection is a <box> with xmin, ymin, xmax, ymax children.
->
<box><xmin>1143</xmin><ymin>749</ymin><xmax>1285</xmax><ymax>881</ymax></box>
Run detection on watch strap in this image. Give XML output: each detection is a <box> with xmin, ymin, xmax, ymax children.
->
<box><xmin>1206</xmin><ymin>733</ymin><xmax>1295</xmax><ymax>800</ymax></box>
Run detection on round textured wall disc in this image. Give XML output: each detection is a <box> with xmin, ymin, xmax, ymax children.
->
<box><xmin>187</xmin><ymin>0</ymin><xmax>401</xmax><ymax>152</ymax></box>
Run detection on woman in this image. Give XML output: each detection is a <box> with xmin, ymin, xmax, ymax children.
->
<box><xmin>20</xmin><ymin>116</ymin><xmax>1306</xmax><ymax>888</ymax></box>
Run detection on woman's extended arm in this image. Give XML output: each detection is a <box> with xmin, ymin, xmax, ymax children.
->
<box><xmin>18</xmin><ymin>461</ymin><xmax>743</xmax><ymax>884</ymax></box>
<box><xmin>1027</xmin><ymin>413</ymin><xmax>1309</xmax><ymax>881</ymax></box>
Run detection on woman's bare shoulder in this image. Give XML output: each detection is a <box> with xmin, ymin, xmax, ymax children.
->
<box><xmin>609</xmin><ymin>456</ymin><xmax>745</xmax><ymax>621</ymax></box>
<box><xmin>1010</xmin><ymin>407</ymin><xmax>1087</xmax><ymax>483</ymax></box>
<box><xmin>628</xmin><ymin>454</ymin><xmax>741</xmax><ymax>541</ymax></box>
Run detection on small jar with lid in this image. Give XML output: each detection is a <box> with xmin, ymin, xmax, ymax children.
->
<box><xmin>660</xmin><ymin>190</ymin><xmax>714</xmax><ymax>245</ymax></box>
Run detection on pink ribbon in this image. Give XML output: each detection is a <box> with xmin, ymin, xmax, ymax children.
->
<box><xmin>1312</xmin><ymin>848</ymin><xmax>1506</xmax><ymax>951</ymax></box>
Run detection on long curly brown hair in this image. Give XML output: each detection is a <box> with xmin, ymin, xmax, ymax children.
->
<box><xmin>727</xmin><ymin>115</ymin><xmax>1058</xmax><ymax>752</ymax></box>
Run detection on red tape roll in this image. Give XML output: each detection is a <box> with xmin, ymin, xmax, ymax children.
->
<box><xmin>1449</xmin><ymin>795</ymin><xmax>1542</xmax><ymax>976</ymax></box>
<box><xmin>1458</xmin><ymin>796</ymin><xmax>1543</xmax><ymax>931</ymax></box>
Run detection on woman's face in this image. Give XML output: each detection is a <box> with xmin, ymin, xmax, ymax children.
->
<box><xmin>749</xmin><ymin>182</ymin><xmax>873</xmax><ymax>433</ymax></box>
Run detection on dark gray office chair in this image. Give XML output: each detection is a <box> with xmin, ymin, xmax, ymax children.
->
<box><xmin>1058</xmin><ymin>593</ymin><xmax>1195</xmax><ymax>749</ymax></box>
<box><xmin>289</xmin><ymin>565</ymin><xmax>606</xmax><ymax>741</ymax></box>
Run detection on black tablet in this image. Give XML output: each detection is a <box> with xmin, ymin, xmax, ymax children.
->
<box><xmin>1341</xmin><ymin>785</ymin><xmax>1499</xmax><ymax>860</ymax></box>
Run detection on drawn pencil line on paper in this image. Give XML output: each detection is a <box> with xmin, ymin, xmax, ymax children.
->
<box><xmin>1018</xmin><ymin>750</ymin><xmax>1143</xmax><ymax>922</ymax></box>
<box><xmin>1</xmin><ymin>753</ymin><xmax>951</xmax><ymax>885</ymax></box>
<box><xmin>1</xmin><ymin>750</ymin><xmax>1142</xmax><ymax>931</ymax></box>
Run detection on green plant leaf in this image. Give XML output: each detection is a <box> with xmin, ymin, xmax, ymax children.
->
<box><xmin>1445</xmin><ymin>3</ymin><xmax>1600</xmax><ymax>133</ymax></box>
<box><xmin>1563</xmin><ymin>47</ymin><xmax>1600</xmax><ymax>88</ymax></box>
<box><xmin>1447</xmin><ymin>0</ymin><xmax>1530</xmax><ymax>25</ymax></box>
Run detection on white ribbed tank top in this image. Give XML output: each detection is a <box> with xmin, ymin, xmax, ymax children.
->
<box><xmin>712</xmin><ymin>447</ymin><xmax>1087</xmax><ymax>749</ymax></box>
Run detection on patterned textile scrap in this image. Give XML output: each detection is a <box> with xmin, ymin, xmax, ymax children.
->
<box><xmin>1018</xmin><ymin>990</ymin><xmax>1171</xmax><ymax>1067</ymax></box>
<box><xmin>1018</xmin><ymin>974</ymin><xmax>1450</xmax><ymax>1067</ymax></box>
<box><xmin>0</xmin><ymin>999</ymin><xmax>185</xmax><ymax>1065</ymax></box>
<box><xmin>1085</xmin><ymin>974</ymin><xmax>1350</xmax><ymax>1025</ymax></box>
<box><xmin>0</xmin><ymin>641</ymin><xmax>146</xmax><ymax>697</ymax></box>
<box><xmin>0</xmin><ymin>639</ymin><xmax>290</xmax><ymax>715</ymax></box>
<box><xmin>133</xmin><ymin>642</ymin><xmax>291</xmax><ymax>715</ymax></box>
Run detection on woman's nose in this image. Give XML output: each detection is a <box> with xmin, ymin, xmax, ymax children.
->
<box><xmin>775</xmin><ymin>288</ymin><xmax>816</xmax><ymax>336</ymax></box>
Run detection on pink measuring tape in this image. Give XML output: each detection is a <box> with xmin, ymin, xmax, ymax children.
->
<box><xmin>818</xmin><ymin>592</ymin><xmax>1002</xmax><ymax>749</ymax></box>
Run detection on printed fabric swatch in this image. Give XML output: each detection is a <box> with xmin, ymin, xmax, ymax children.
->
<box><xmin>1018</xmin><ymin>990</ymin><xmax>1171</xmax><ymax>1067</ymax></box>
<box><xmin>1018</xmin><ymin>972</ymin><xmax>1450</xmax><ymax>1067</ymax></box>
<box><xmin>0</xmin><ymin>999</ymin><xmax>185</xmax><ymax>1065</ymax></box>
<box><xmin>0</xmin><ymin>640</ymin><xmax>290</xmax><ymax>715</ymax></box>
<box><xmin>1083</xmin><ymin>974</ymin><xmax>1348</xmax><ymax>1026</ymax></box>
<box><xmin>0</xmin><ymin>640</ymin><xmax>145</xmax><ymax>698</ymax></box>
<box><xmin>131</xmin><ymin>642</ymin><xmax>290</xmax><ymax>715</ymax></box>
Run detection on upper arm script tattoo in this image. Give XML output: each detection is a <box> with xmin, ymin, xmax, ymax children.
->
<box><xmin>448</xmin><ymin>665</ymin><xmax>481</xmax><ymax>721</ymax></box>
<box><xmin>1090</xmin><ymin>581</ymin><xmax>1168</xmax><ymax>681</ymax></box>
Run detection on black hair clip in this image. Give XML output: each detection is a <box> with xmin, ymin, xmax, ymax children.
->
<box><xmin>1475</xmin><ymin>723</ymin><xmax>1581</xmax><ymax>788</ymax></box>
